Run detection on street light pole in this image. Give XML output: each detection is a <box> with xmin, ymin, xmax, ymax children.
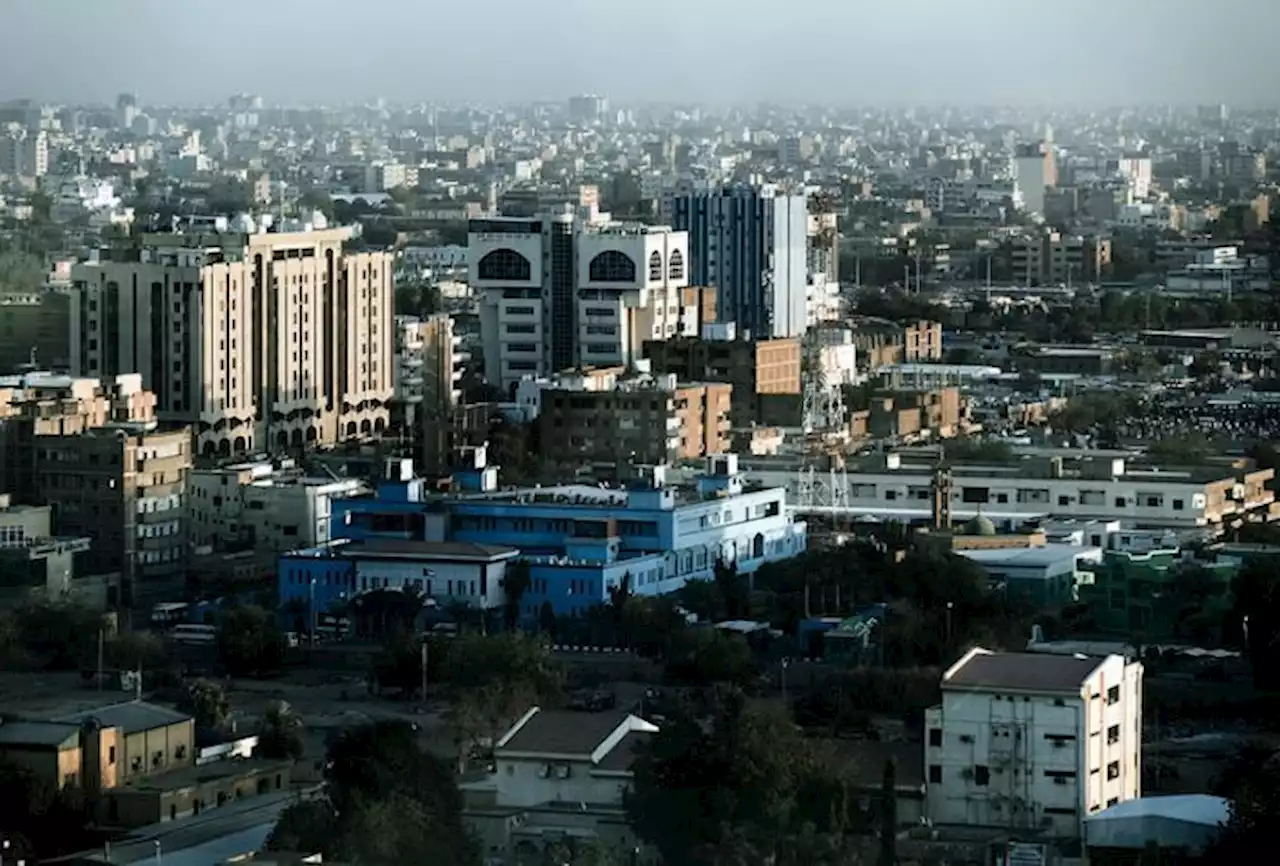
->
<box><xmin>781</xmin><ymin>657</ymin><xmax>791</xmax><ymax>704</ymax></box>
<box><xmin>309</xmin><ymin>578</ymin><xmax>317</xmax><ymax>650</ymax></box>
<box><xmin>154</xmin><ymin>840</ymin><xmax>161</xmax><ymax>866</ymax></box>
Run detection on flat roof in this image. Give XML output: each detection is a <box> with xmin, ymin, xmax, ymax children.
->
<box><xmin>346</xmin><ymin>539</ymin><xmax>519</xmax><ymax>561</ymax></box>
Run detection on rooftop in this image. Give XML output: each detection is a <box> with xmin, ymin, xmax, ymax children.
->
<box><xmin>54</xmin><ymin>700</ymin><xmax>192</xmax><ymax>735</ymax></box>
<box><xmin>957</xmin><ymin>545</ymin><xmax>1099</xmax><ymax>569</ymax></box>
<box><xmin>0</xmin><ymin>720</ymin><xmax>81</xmax><ymax>749</ymax></box>
<box><xmin>496</xmin><ymin>707</ymin><xmax>657</xmax><ymax>768</ymax></box>
<box><xmin>944</xmin><ymin>648</ymin><xmax>1106</xmax><ymax>693</ymax></box>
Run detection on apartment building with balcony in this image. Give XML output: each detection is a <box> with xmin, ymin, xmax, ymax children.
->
<box><xmin>514</xmin><ymin>367</ymin><xmax>731</xmax><ymax>479</ymax></box>
<box><xmin>189</xmin><ymin>457</ymin><xmax>367</xmax><ymax>554</ymax></box>
<box><xmin>0</xmin><ymin>372</ymin><xmax>188</xmax><ymax>602</ymax></box>
<box><xmin>925</xmin><ymin>649</ymin><xmax>1143</xmax><ymax>843</ymax></box>
<box><xmin>1010</xmin><ymin>231</ymin><xmax>1111</xmax><ymax>287</ymax></box>
<box><xmin>392</xmin><ymin>313</ymin><xmax>466</xmax><ymax>474</ymax></box>
<box><xmin>848</xmin><ymin>318</ymin><xmax>944</xmax><ymax>370</ymax></box>
<box><xmin>70</xmin><ymin>215</ymin><xmax>393</xmax><ymax>457</ymax></box>
<box><xmin>642</xmin><ymin>329</ymin><xmax>801</xmax><ymax>427</ymax></box>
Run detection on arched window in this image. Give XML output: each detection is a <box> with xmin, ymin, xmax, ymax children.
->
<box><xmin>668</xmin><ymin>249</ymin><xmax>685</xmax><ymax>281</ymax></box>
<box><xmin>588</xmin><ymin>251</ymin><xmax>637</xmax><ymax>283</ymax></box>
<box><xmin>648</xmin><ymin>251</ymin><xmax>663</xmax><ymax>281</ymax></box>
<box><xmin>476</xmin><ymin>249</ymin><xmax>532</xmax><ymax>281</ymax></box>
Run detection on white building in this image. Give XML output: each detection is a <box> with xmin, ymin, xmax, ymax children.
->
<box><xmin>1014</xmin><ymin>143</ymin><xmax>1054</xmax><ymax>219</ymax></box>
<box><xmin>461</xmin><ymin>706</ymin><xmax>657</xmax><ymax>863</ymax></box>
<box><xmin>729</xmin><ymin>452</ymin><xmax>1275</xmax><ymax>530</ymax></box>
<box><xmin>0</xmin><ymin>126</ymin><xmax>48</xmax><ymax>179</ymax></box>
<box><xmin>189</xmin><ymin>459</ymin><xmax>368</xmax><ymax>553</ymax></box>
<box><xmin>469</xmin><ymin>214</ymin><xmax>690</xmax><ymax>391</ymax></box>
<box><xmin>1115</xmin><ymin>156</ymin><xmax>1153</xmax><ymax>202</ymax></box>
<box><xmin>925</xmin><ymin>648</ymin><xmax>1143</xmax><ymax>841</ymax></box>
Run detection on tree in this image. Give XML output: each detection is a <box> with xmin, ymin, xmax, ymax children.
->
<box><xmin>501</xmin><ymin>559</ymin><xmax>532</xmax><ymax>632</ymax></box>
<box><xmin>878</xmin><ymin>760</ymin><xmax>897</xmax><ymax>866</ymax></box>
<box><xmin>663</xmin><ymin>628</ymin><xmax>753</xmax><ymax>687</ymax></box>
<box><xmin>216</xmin><ymin>604</ymin><xmax>284</xmax><ymax>677</ymax></box>
<box><xmin>0</xmin><ymin>250</ymin><xmax>45</xmax><ymax>294</ymax></box>
<box><xmin>257</xmin><ymin>700</ymin><xmax>305</xmax><ymax>761</ymax></box>
<box><xmin>713</xmin><ymin>557</ymin><xmax>749</xmax><ymax>619</ymax></box>
<box><xmin>268</xmin><ymin>721</ymin><xmax>478</xmax><ymax>866</ymax></box>
<box><xmin>177</xmin><ymin>678</ymin><xmax>231</xmax><ymax>732</ymax></box>
<box><xmin>440</xmin><ymin>633</ymin><xmax>562</xmax><ymax>770</ymax></box>
<box><xmin>1204</xmin><ymin>748</ymin><xmax>1280</xmax><ymax>860</ymax></box>
<box><xmin>627</xmin><ymin>689</ymin><xmax>861</xmax><ymax>866</ymax></box>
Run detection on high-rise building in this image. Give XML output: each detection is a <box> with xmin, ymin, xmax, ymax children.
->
<box><xmin>1014</xmin><ymin>141</ymin><xmax>1057</xmax><ymax>218</ymax></box>
<box><xmin>70</xmin><ymin>215</ymin><xmax>393</xmax><ymax>457</ymax></box>
<box><xmin>392</xmin><ymin>313</ymin><xmax>465</xmax><ymax>475</ymax></box>
<box><xmin>568</xmin><ymin>94</ymin><xmax>608</xmax><ymax>125</ymax></box>
<box><xmin>1115</xmin><ymin>155</ymin><xmax>1153</xmax><ymax>202</ymax></box>
<box><xmin>0</xmin><ymin>290</ymin><xmax>71</xmax><ymax>373</ymax></box>
<box><xmin>116</xmin><ymin>93</ymin><xmax>138</xmax><ymax>130</ymax></box>
<box><xmin>662</xmin><ymin>182</ymin><xmax>809</xmax><ymax>339</ymax></box>
<box><xmin>469</xmin><ymin>215</ymin><xmax>691</xmax><ymax>392</ymax></box>
<box><xmin>0</xmin><ymin>126</ymin><xmax>48</xmax><ymax>178</ymax></box>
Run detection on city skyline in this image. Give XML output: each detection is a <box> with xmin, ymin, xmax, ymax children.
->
<box><xmin>3</xmin><ymin>0</ymin><xmax>1280</xmax><ymax>107</ymax></box>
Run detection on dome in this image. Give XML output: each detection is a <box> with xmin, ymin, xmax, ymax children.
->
<box><xmin>963</xmin><ymin>514</ymin><xmax>997</xmax><ymax>536</ymax></box>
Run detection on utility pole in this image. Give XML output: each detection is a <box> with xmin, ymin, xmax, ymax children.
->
<box><xmin>97</xmin><ymin>628</ymin><xmax>104</xmax><ymax>693</ymax></box>
<box><xmin>420</xmin><ymin>640</ymin><xmax>429</xmax><ymax>701</ymax></box>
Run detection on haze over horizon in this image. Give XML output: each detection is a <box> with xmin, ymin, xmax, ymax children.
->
<box><xmin>2</xmin><ymin>0</ymin><xmax>1279</xmax><ymax>107</ymax></box>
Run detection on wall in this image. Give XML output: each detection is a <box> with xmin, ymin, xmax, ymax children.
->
<box><xmin>495</xmin><ymin>756</ymin><xmax>629</xmax><ymax>809</ymax></box>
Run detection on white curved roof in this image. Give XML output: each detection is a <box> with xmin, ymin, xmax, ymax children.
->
<box><xmin>1083</xmin><ymin>795</ymin><xmax>1228</xmax><ymax>851</ymax></box>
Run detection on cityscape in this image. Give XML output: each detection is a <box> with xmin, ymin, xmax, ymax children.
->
<box><xmin>1</xmin><ymin>5</ymin><xmax>1280</xmax><ymax>866</ymax></box>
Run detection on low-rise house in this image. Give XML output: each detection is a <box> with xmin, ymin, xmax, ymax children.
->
<box><xmin>462</xmin><ymin>707</ymin><xmax>658</xmax><ymax>865</ymax></box>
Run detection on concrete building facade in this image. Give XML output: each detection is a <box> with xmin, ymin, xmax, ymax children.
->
<box><xmin>663</xmin><ymin>182</ymin><xmax>809</xmax><ymax>338</ymax></box>
<box><xmin>70</xmin><ymin>217</ymin><xmax>394</xmax><ymax>457</ymax></box>
<box><xmin>469</xmin><ymin>215</ymin><xmax>693</xmax><ymax>392</ymax></box>
<box><xmin>925</xmin><ymin>649</ymin><xmax>1143</xmax><ymax>842</ymax></box>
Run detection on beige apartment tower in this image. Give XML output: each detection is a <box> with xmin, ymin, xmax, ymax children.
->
<box><xmin>70</xmin><ymin>218</ymin><xmax>394</xmax><ymax>457</ymax></box>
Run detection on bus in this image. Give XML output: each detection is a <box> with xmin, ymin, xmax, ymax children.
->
<box><xmin>151</xmin><ymin>602</ymin><xmax>190</xmax><ymax>627</ymax></box>
<box><xmin>169</xmin><ymin>623</ymin><xmax>217</xmax><ymax>645</ymax></box>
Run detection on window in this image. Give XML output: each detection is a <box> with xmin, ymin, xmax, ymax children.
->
<box><xmin>1107</xmin><ymin>761</ymin><xmax>1120</xmax><ymax>780</ymax></box>
<box><xmin>1058</xmin><ymin>495</ymin><xmax>1070</xmax><ymax>506</ymax></box>
<box><xmin>476</xmin><ymin>249</ymin><xmax>532</xmax><ymax>281</ymax></box>
<box><xmin>1173</xmin><ymin>498</ymin><xmax>1185</xmax><ymax>511</ymax></box>
<box><xmin>647</xmin><ymin>250</ymin><xmax>663</xmax><ymax>281</ymax></box>
<box><xmin>1115</xmin><ymin>496</ymin><xmax>1126</xmax><ymax>508</ymax></box>
<box><xmin>108</xmin><ymin>745</ymin><xmax>116</xmax><ymax>765</ymax></box>
<box><xmin>669</xmin><ymin>249</ymin><xmax>685</xmax><ymax>280</ymax></box>
<box><xmin>1044</xmin><ymin>807</ymin><xmax>1077</xmax><ymax>816</ymax></box>
<box><xmin>961</xmin><ymin>487</ymin><xmax>989</xmax><ymax>504</ymax></box>
<box><xmin>588</xmin><ymin>251</ymin><xmax>637</xmax><ymax>283</ymax></box>
<box><xmin>1107</xmin><ymin>685</ymin><xmax>1120</xmax><ymax>705</ymax></box>
<box><xmin>1107</xmin><ymin>724</ymin><xmax>1120</xmax><ymax>745</ymax></box>
<box><xmin>1107</xmin><ymin>796</ymin><xmax>1119</xmax><ymax>807</ymax></box>
<box><xmin>974</xmin><ymin>765</ymin><xmax>990</xmax><ymax>786</ymax></box>
<box><xmin>928</xmin><ymin>765</ymin><xmax>942</xmax><ymax>784</ymax></box>
<box><xmin>929</xmin><ymin>728</ymin><xmax>942</xmax><ymax>747</ymax></box>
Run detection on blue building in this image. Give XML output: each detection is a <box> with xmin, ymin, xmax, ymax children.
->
<box><xmin>662</xmin><ymin>182</ymin><xmax>809</xmax><ymax>339</ymax></box>
<box><xmin>294</xmin><ymin>453</ymin><xmax>807</xmax><ymax>622</ymax></box>
<box><xmin>278</xmin><ymin>538</ymin><xmax>520</xmax><ymax>621</ymax></box>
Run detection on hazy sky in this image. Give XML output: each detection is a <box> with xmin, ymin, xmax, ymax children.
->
<box><xmin>3</xmin><ymin>0</ymin><xmax>1278</xmax><ymax>107</ymax></box>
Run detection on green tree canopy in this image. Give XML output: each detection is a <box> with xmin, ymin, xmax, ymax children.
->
<box><xmin>257</xmin><ymin>699</ymin><xmax>305</xmax><ymax>761</ymax></box>
<box><xmin>268</xmin><ymin>721</ymin><xmax>478</xmax><ymax>866</ymax></box>
<box><xmin>177</xmin><ymin>678</ymin><xmax>231</xmax><ymax>732</ymax></box>
<box><xmin>216</xmin><ymin>604</ymin><xmax>284</xmax><ymax>676</ymax></box>
<box><xmin>627</xmin><ymin>689</ymin><xmax>865</xmax><ymax>866</ymax></box>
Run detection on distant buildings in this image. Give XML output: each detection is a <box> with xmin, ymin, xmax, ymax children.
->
<box><xmin>925</xmin><ymin>648</ymin><xmax>1143</xmax><ymax>841</ymax></box>
<box><xmin>1014</xmin><ymin>141</ymin><xmax>1057</xmax><ymax>219</ymax></box>
<box><xmin>663</xmin><ymin>182</ymin><xmax>809</xmax><ymax>339</ymax></box>
<box><xmin>70</xmin><ymin>216</ymin><xmax>394</xmax><ymax>456</ymax></box>
<box><xmin>0</xmin><ymin>125</ymin><xmax>48</xmax><ymax>178</ymax></box>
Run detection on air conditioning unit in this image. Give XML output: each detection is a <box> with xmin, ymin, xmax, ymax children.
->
<box><xmin>538</xmin><ymin>764</ymin><xmax>551</xmax><ymax>778</ymax></box>
<box><xmin>555</xmin><ymin>764</ymin><xmax>571</xmax><ymax>779</ymax></box>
